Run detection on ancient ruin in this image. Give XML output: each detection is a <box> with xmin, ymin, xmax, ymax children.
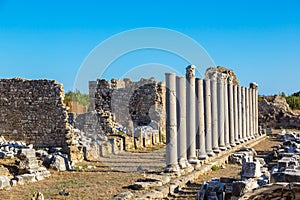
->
<box><xmin>165</xmin><ymin>65</ymin><xmax>259</xmax><ymax>172</ymax></box>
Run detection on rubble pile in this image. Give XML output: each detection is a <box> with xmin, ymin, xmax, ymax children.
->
<box><xmin>197</xmin><ymin>130</ymin><xmax>300</xmax><ymax>199</ymax></box>
<box><xmin>271</xmin><ymin>131</ymin><xmax>300</xmax><ymax>183</ymax></box>
<box><xmin>259</xmin><ymin>95</ymin><xmax>300</xmax><ymax>129</ymax></box>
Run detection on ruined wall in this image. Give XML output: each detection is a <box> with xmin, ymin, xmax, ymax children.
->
<box><xmin>77</xmin><ymin>78</ymin><xmax>166</xmax><ymax>137</ymax></box>
<box><xmin>0</xmin><ymin>78</ymin><xmax>69</xmax><ymax>147</ymax></box>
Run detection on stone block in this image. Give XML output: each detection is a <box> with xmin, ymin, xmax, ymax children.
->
<box><xmin>0</xmin><ymin>175</ymin><xmax>11</xmax><ymax>189</ymax></box>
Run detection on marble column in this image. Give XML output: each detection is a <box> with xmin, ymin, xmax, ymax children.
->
<box><xmin>204</xmin><ymin>78</ymin><xmax>215</xmax><ymax>157</ymax></box>
<box><xmin>176</xmin><ymin>76</ymin><xmax>189</xmax><ymax>168</ymax></box>
<box><xmin>250</xmin><ymin>82</ymin><xmax>259</xmax><ymax>137</ymax></box>
<box><xmin>249</xmin><ymin>87</ymin><xmax>254</xmax><ymax>139</ymax></box>
<box><xmin>255</xmin><ymin>84</ymin><xmax>259</xmax><ymax>135</ymax></box>
<box><xmin>234</xmin><ymin>84</ymin><xmax>240</xmax><ymax>144</ymax></box>
<box><xmin>196</xmin><ymin>78</ymin><xmax>208</xmax><ymax>160</ymax></box>
<box><xmin>186</xmin><ymin>65</ymin><xmax>198</xmax><ymax>163</ymax></box>
<box><xmin>238</xmin><ymin>86</ymin><xmax>244</xmax><ymax>143</ymax></box>
<box><xmin>224</xmin><ymin>75</ymin><xmax>231</xmax><ymax>149</ymax></box>
<box><xmin>241</xmin><ymin>87</ymin><xmax>247</xmax><ymax>141</ymax></box>
<box><xmin>209</xmin><ymin>71</ymin><xmax>220</xmax><ymax>154</ymax></box>
<box><xmin>217</xmin><ymin>73</ymin><xmax>226</xmax><ymax>151</ymax></box>
<box><xmin>228</xmin><ymin>76</ymin><xmax>236</xmax><ymax>147</ymax></box>
<box><xmin>246</xmin><ymin>87</ymin><xmax>251</xmax><ymax>140</ymax></box>
<box><xmin>165</xmin><ymin>73</ymin><xmax>179</xmax><ymax>172</ymax></box>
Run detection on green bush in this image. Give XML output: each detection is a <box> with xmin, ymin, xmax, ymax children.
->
<box><xmin>211</xmin><ymin>165</ymin><xmax>220</xmax><ymax>171</ymax></box>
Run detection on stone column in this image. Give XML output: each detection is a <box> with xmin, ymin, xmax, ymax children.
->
<box><xmin>217</xmin><ymin>73</ymin><xmax>226</xmax><ymax>151</ymax></box>
<box><xmin>224</xmin><ymin>75</ymin><xmax>231</xmax><ymax>149</ymax></box>
<box><xmin>255</xmin><ymin>84</ymin><xmax>259</xmax><ymax>135</ymax></box>
<box><xmin>249</xmin><ymin>86</ymin><xmax>254</xmax><ymax>139</ymax></box>
<box><xmin>238</xmin><ymin>86</ymin><xmax>244</xmax><ymax>143</ymax></box>
<box><xmin>186</xmin><ymin>65</ymin><xmax>198</xmax><ymax>163</ymax></box>
<box><xmin>241</xmin><ymin>87</ymin><xmax>247</xmax><ymax>141</ymax></box>
<box><xmin>209</xmin><ymin>71</ymin><xmax>220</xmax><ymax>154</ymax></box>
<box><xmin>165</xmin><ymin>73</ymin><xmax>179</xmax><ymax>172</ymax></box>
<box><xmin>246</xmin><ymin>87</ymin><xmax>251</xmax><ymax>140</ymax></box>
<box><xmin>176</xmin><ymin>76</ymin><xmax>189</xmax><ymax>168</ymax></box>
<box><xmin>233</xmin><ymin>84</ymin><xmax>240</xmax><ymax>145</ymax></box>
<box><xmin>204</xmin><ymin>78</ymin><xmax>214</xmax><ymax>157</ymax></box>
<box><xmin>228</xmin><ymin>76</ymin><xmax>236</xmax><ymax>147</ymax></box>
<box><xmin>196</xmin><ymin>78</ymin><xmax>208</xmax><ymax>160</ymax></box>
<box><xmin>250</xmin><ymin>82</ymin><xmax>259</xmax><ymax>137</ymax></box>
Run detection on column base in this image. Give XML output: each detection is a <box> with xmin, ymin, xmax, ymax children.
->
<box><xmin>235</xmin><ymin>140</ymin><xmax>241</xmax><ymax>145</ymax></box>
<box><xmin>206</xmin><ymin>150</ymin><xmax>215</xmax><ymax>157</ymax></box>
<box><xmin>198</xmin><ymin>153</ymin><xmax>208</xmax><ymax>160</ymax></box>
<box><xmin>250</xmin><ymin>135</ymin><xmax>255</xmax><ymax>139</ymax></box>
<box><xmin>243</xmin><ymin>137</ymin><xmax>249</xmax><ymax>142</ymax></box>
<box><xmin>178</xmin><ymin>158</ymin><xmax>191</xmax><ymax>169</ymax></box>
<box><xmin>225</xmin><ymin>144</ymin><xmax>232</xmax><ymax>149</ymax></box>
<box><xmin>247</xmin><ymin>136</ymin><xmax>252</xmax><ymax>140</ymax></box>
<box><xmin>188</xmin><ymin>158</ymin><xmax>200</xmax><ymax>165</ymax></box>
<box><xmin>164</xmin><ymin>164</ymin><xmax>180</xmax><ymax>173</ymax></box>
<box><xmin>239</xmin><ymin>139</ymin><xmax>245</xmax><ymax>143</ymax></box>
<box><xmin>230</xmin><ymin>143</ymin><xmax>236</xmax><ymax>147</ymax></box>
<box><xmin>219</xmin><ymin>145</ymin><xmax>227</xmax><ymax>151</ymax></box>
<box><xmin>213</xmin><ymin>148</ymin><xmax>221</xmax><ymax>154</ymax></box>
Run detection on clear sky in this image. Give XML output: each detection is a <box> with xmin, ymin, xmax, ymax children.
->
<box><xmin>0</xmin><ymin>0</ymin><xmax>299</xmax><ymax>95</ymax></box>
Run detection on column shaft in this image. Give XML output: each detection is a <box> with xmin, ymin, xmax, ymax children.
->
<box><xmin>176</xmin><ymin>76</ymin><xmax>189</xmax><ymax>168</ymax></box>
<box><xmin>238</xmin><ymin>86</ymin><xmax>244</xmax><ymax>143</ymax></box>
<box><xmin>228</xmin><ymin>77</ymin><xmax>236</xmax><ymax>146</ymax></box>
<box><xmin>218</xmin><ymin>73</ymin><xmax>226</xmax><ymax>150</ymax></box>
<box><xmin>165</xmin><ymin>73</ymin><xmax>179</xmax><ymax>172</ymax></box>
<box><xmin>204</xmin><ymin>79</ymin><xmax>214</xmax><ymax>156</ymax></box>
<box><xmin>246</xmin><ymin>87</ymin><xmax>251</xmax><ymax>140</ymax></box>
<box><xmin>196</xmin><ymin>78</ymin><xmax>207</xmax><ymax>159</ymax></box>
<box><xmin>186</xmin><ymin>66</ymin><xmax>198</xmax><ymax>163</ymax></box>
<box><xmin>224</xmin><ymin>78</ymin><xmax>230</xmax><ymax>149</ymax></box>
<box><xmin>234</xmin><ymin>85</ymin><xmax>240</xmax><ymax>144</ymax></box>
<box><xmin>210</xmin><ymin>72</ymin><xmax>220</xmax><ymax>153</ymax></box>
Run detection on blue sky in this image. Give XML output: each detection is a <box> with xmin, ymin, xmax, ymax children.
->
<box><xmin>0</xmin><ymin>0</ymin><xmax>299</xmax><ymax>95</ymax></box>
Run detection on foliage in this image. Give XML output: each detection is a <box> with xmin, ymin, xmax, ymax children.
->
<box><xmin>286</xmin><ymin>95</ymin><xmax>300</xmax><ymax>110</ymax></box>
<box><xmin>258</xmin><ymin>95</ymin><xmax>263</xmax><ymax>102</ymax></box>
<box><xmin>211</xmin><ymin>165</ymin><xmax>220</xmax><ymax>171</ymax></box>
<box><xmin>64</xmin><ymin>90</ymin><xmax>90</xmax><ymax>107</ymax></box>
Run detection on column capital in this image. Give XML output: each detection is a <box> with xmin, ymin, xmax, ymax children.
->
<box><xmin>186</xmin><ymin>65</ymin><xmax>196</xmax><ymax>78</ymax></box>
<box><xmin>227</xmin><ymin>75</ymin><xmax>234</xmax><ymax>84</ymax></box>
<box><xmin>250</xmin><ymin>82</ymin><xmax>258</xmax><ymax>89</ymax></box>
<box><xmin>217</xmin><ymin>72</ymin><xmax>228</xmax><ymax>83</ymax></box>
<box><xmin>208</xmin><ymin>71</ymin><xmax>218</xmax><ymax>80</ymax></box>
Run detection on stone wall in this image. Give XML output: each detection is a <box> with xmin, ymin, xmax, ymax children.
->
<box><xmin>0</xmin><ymin>78</ymin><xmax>69</xmax><ymax>147</ymax></box>
<box><xmin>77</xmin><ymin>78</ymin><xmax>166</xmax><ymax>138</ymax></box>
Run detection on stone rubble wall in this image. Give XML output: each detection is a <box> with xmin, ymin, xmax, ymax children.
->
<box><xmin>78</xmin><ymin>77</ymin><xmax>166</xmax><ymax>138</ymax></box>
<box><xmin>0</xmin><ymin>78</ymin><xmax>70</xmax><ymax>147</ymax></box>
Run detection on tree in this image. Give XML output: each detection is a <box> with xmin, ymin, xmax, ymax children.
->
<box><xmin>64</xmin><ymin>90</ymin><xmax>90</xmax><ymax>107</ymax></box>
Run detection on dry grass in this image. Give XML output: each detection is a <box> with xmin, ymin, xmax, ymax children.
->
<box><xmin>0</xmin><ymin>161</ymin><xmax>144</xmax><ymax>200</ymax></box>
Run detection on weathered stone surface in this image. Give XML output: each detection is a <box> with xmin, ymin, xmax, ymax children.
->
<box><xmin>114</xmin><ymin>191</ymin><xmax>133</xmax><ymax>200</ymax></box>
<box><xmin>31</xmin><ymin>192</ymin><xmax>44</xmax><ymax>200</ymax></box>
<box><xmin>259</xmin><ymin>95</ymin><xmax>300</xmax><ymax>129</ymax></box>
<box><xmin>0</xmin><ymin>175</ymin><xmax>10</xmax><ymax>189</ymax></box>
<box><xmin>241</xmin><ymin>156</ymin><xmax>262</xmax><ymax>178</ymax></box>
<box><xmin>0</xmin><ymin>78</ymin><xmax>70</xmax><ymax>148</ymax></box>
<box><xmin>78</xmin><ymin>78</ymin><xmax>165</xmax><ymax>139</ymax></box>
<box><xmin>49</xmin><ymin>154</ymin><xmax>70</xmax><ymax>171</ymax></box>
